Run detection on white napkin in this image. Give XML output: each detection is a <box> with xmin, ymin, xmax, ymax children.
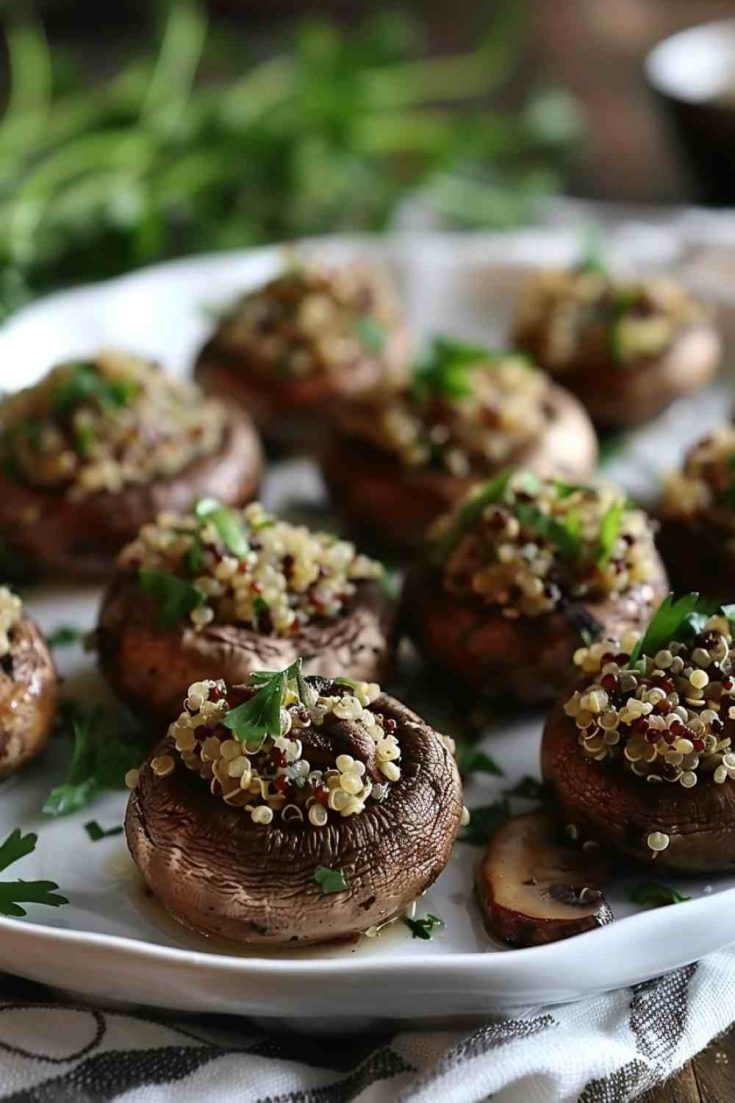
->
<box><xmin>0</xmin><ymin>947</ymin><xmax>732</xmax><ymax>1102</ymax></box>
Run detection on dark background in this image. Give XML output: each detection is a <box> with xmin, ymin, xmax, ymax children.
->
<box><xmin>26</xmin><ymin>0</ymin><xmax>735</xmax><ymax>206</ymax></box>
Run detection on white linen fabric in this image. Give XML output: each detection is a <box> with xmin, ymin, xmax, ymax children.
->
<box><xmin>0</xmin><ymin>947</ymin><xmax>733</xmax><ymax>1101</ymax></box>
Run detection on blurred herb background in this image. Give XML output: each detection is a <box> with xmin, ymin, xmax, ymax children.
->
<box><xmin>0</xmin><ymin>0</ymin><xmax>583</xmax><ymax>319</ymax></box>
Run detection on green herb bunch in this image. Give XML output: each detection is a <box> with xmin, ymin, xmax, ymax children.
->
<box><xmin>0</xmin><ymin>2</ymin><xmax>582</xmax><ymax>320</ymax></box>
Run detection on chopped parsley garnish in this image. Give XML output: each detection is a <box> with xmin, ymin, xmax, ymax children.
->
<box><xmin>194</xmin><ymin>498</ymin><xmax>249</xmax><ymax>558</ymax></box>
<box><xmin>411</xmin><ymin>335</ymin><xmax>489</xmax><ymax>402</ymax></box>
<box><xmin>596</xmin><ymin>500</ymin><xmax>624</xmax><ymax>566</ymax></box>
<box><xmin>51</xmin><ymin>362</ymin><xmax>138</xmax><ymax>416</ymax></box>
<box><xmin>555</xmin><ymin>480</ymin><xmax>591</xmax><ymax>499</ymax></box>
<box><xmin>578</xmin><ymin>226</ymin><xmax>608</xmax><ymax>276</ymax></box>
<box><xmin>460</xmin><ymin>798</ymin><xmax>510</xmax><ymax>846</ymax></box>
<box><xmin>43</xmin><ymin>702</ymin><xmax>147</xmax><ymax>818</ymax></box>
<box><xmin>138</xmin><ymin>568</ymin><xmax>205</xmax><ymax>629</ymax></box>
<box><xmin>84</xmin><ymin>821</ymin><xmax>124</xmax><ymax>842</ymax></box>
<box><xmin>430</xmin><ymin>468</ymin><xmax>514</xmax><ymax>565</ymax></box>
<box><xmin>354</xmin><ymin>316</ymin><xmax>387</xmax><ymax>354</ymax></box>
<box><xmin>223</xmin><ymin>658</ymin><xmax>310</xmax><ymax>750</ymax></box>
<box><xmin>628</xmin><ymin>592</ymin><xmax>707</xmax><ymax>666</ymax></box>
<box><xmin>46</xmin><ymin>625</ymin><xmax>85</xmax><ymax>648</ymax></box>
<box><xmin>402</xmin><ymin>913</ymin><xmax>443</xmax><ymax>940</ymax></box>
<box><xmin>627</xmin><ymin>881</ymin><xmax>689</xmax><ymax>908</ymax></box>
<box><xmin>514</xmin><ymin>501</ymin><xmax>582</xmax><ymax>560</ymax></box>
<box><xmin>314</xmin><ymin>866</ymin><xmax>347</xmax><ymax>894</ymax></box>
<box><xmin>0</xmin><ymin>830</ymin><xmax>68</xmax><ymax>917</ymax></box>
<box><xmin>458</xmin><ymin>746</ymin><xmax>503</xmax><ymax>777</ymax></box>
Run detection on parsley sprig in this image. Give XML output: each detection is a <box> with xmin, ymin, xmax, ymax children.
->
<box><xmin>194</xmin><ymin>498</ymin><xmax>250</xmax><ymax>559</ymax></box>
<box><xmin>0</xmin><ymin>830</ymin><xmax>67</xmax><ymax>917</ymax></box>
<box><xmin>223</xmin><ymin>658</ymin><xmax>311</xmax><ymax>750</ymax></box>
<box><xmin>43</xmin><ymin>702</ymin><xmax>147</xmax><ymax>817</ymax></box>
<box><xmin>411</xmin><ymin>336</ymin><xmax>490</xmax><ymax>402</ymax></box>
<box><xmin>51</xmin><ymin>362</ymin><xmax>138</xmax><ymax>416</ymax></box>
<box><xmin>403</xmin><ymin>913</ymin><xmax>443</xmax><ymax>940</ymax></box>
<box><xmin>627</xmin><ymin>593</ymin><xmax>735</xmax><ymax>667</ymax></box>
<box><xmin>430</xmin><ymin>468</ymin><xmax>514</xmax><ymax>565</ymax></box>
<box><xmin>627</xmin><ymin>881</ymin><xmax>689</xmax><ymax>908</ymax></box>
<box><xmin>139</xmin><ymin>568</ymin><xmax>205</xmax><ymax>629</ymax></box>
<box><xmin>314</xmin><ymin>866</ymin><xmax>347</xmax><ymax>894</ymax></box>
<box><xmin>46</xmin><ymin>624</ymin><xmax>85</xmax><ymax>648</ymax></box>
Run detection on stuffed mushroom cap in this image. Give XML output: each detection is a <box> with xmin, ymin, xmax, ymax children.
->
<box><xmin>0</xmin><ymin>352</ymin><xmax>263</xmax><ymax>579</ymax></box>
<box><xmin>514</xmin><ymin>269</ymin><xmax>720</xmax><ymax>428</ymax></box>
<box><xmin>543</xmin><ymin>598</ymin><xmax>735</xmax><ymax>872</ymax></box>
<box><xmin>323</xmin><ymin>337</ymin><xmax>597</xmax><ymax>552</ymax></box>
<box><xmin>194</xmin><ymin>260</ymin><xmax>409</xmax><ymax>451</ymax></box>
<box><xmin>402</xmin><ymin>469</ymin><xmax>668</xmax><ymax>702</ymax></box>
<box><xmin>0</xmin><ymin>587</ymin><xmax>57</xmax><ymax>775</ymax></box>
<box><xmin>98</xmin><ymin>500</ymin><xmax>395</xmax><ymax>725</ymax></box>
<box><xmin>125</xmin><ymin>666</ymin><xmax>464</xmax><ymax>944</ymax></box>
<box><xmin>658</xmin><ymin>426</ymin><xmax>735</xmax><ymax>598</ymax></box>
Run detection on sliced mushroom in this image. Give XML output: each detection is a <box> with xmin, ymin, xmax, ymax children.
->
<box><xmin>0</xmin><ymin>614</ymin><xmax>57</xmax><ymax>776</ymax></box>
<box><xmin>125</xmin><ymin>687</ymin><xmax>463</xmax><ymax>944</ymax></box>
<box><xmin>477</xmin><ymin>810</ymin><xmax>612</xmax><ymax>947</ymax></box>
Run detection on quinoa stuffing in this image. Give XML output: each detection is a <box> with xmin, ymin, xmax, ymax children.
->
<box><xmin>125</xmin><ymin>500</ymin><xmax>382</xmax><ymax>634</ymax></box>
<box><xmin>0</xmin><ymin>587</ymin><xmax>22</xmax><ymax>658</ymax></box>
<box><xmin>337</xmin><ymin>337</ymin><xmax>551</xmax><ymax>477</ymax></box>
<box><xmin>139</xmin><ymin>665</ymin><xmax>403</xmax><ymax>826</ymax></box>
<box><xmin>515</xmin><ymin>269</ymin><xmax>709</xmax><ymax>370</ymax></box>
<box><xmin>0</xmin><ymin>352</ymin><xmax>226</xmax><ymax>499</ymax></box>
<box><xmin>564</xmin><ymin>601</ymin><xmax>735</xmax><ymax>853</ymax></box>
<box><xmin>213</xmin><ymin>260</ymin><xmax>405</xmax><ymax>384</ymax></box>
<box><xmin>661</xmin><ymin>427</ymin><xmax>735</xmax><ymax>529</ymax></box>
<box><xmin>431</xmin><ymin>470</ymin><xmax>659</xmax><ymax>618</ymax></box>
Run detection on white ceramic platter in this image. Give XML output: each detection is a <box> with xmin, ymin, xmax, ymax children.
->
<box><xmin>2</xmin><ymin>229</ymin><xmax>735</xmax><ymax>1026</ymax></box>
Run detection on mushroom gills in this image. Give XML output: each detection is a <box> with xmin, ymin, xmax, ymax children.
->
<box><xmin>478</xmin><ymin>810</ymin><xmax>612</xmax><ymax>947</ymax></box>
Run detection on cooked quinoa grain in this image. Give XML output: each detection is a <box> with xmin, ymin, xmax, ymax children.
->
<box><xmin>0</xmin><ymin>352</ymin><xmax>226</xmax><ymax>499</ymax></box>
<box><xmin>125</xmin><ymin>501</ymin><xmax>382</xmax><ymax>634</ymax></box>
<box><xmin>516</xmin><ymin>270</ymin><xmax>709</xmax><ymax>371</ymax></box>
<box><xmin>564</xmin><ymin>615</ymin><xmax>735</xmax><ymax>805</ymax></box>
<box><xmin>162</xmin><ymin>675</ymin><xmax>398</xmax><ymax>825</ymax></box>
<box><xmin>0</xmin><ymin>587</ymin><xmax>22</xmax><ymax>658</ymax></box>
<box><xmin>432</xmin><ymin>471</ymin><xmax>659</xmax><ymax>617</ymax></box>
<box><xmin>214</xmin><ymin>260</ymin><xmax>405</xmax><ymax>384</ymax></box>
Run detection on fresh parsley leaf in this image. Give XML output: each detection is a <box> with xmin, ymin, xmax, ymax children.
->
<box><xmin>596</xmin><ymin>500</ymin><xmax>625</xmax><ymax>566</ymax></box>
<box><xmin>430</xmin><ymin>468</ymin><xmax>514</xmax><ymax>565</ymax></box>
<box><xmin>139</xmin><ymin>568</ymin><xmax>205</xmax><ymax>629</ymax></box>
<box><xmin>505</xmin><ymin>776</ymin><xmax>545</xmax><ymax>800</ymax></box>
<box><xmin>627</xmin><ymin>881</ymin><xmax>689</xmax><ymax>908</ymax></box>
<box><xmin>46</xmin><ymin>625</ymin><xmax>84</xmax><ymax>648</ymax></box>
<box><xmin>628</xmin><ymin>593</ymin><xmax>703</xmax><ymax>666</ymax></box>
<box><xmin>411</xmin><ymin>336</ymin><xmax>488</xmax><ymax>401</ymax></box>
<box><xmin>184</xmin><ymin>539</ymin><xmax>205</xmax><ymax>576</ymax></box>
<box><xmin>354</xmin><ymin>316</ymin><xmax>386</xmax><ymax>354</ymax></box>
<box><xmin>555</xmin><ymin>480</ymin><xmax>591</xmax><ymax>499</ymax></box>
<box><xmin>223</xmin><ymin>659</ymin><xmax>307</xmax><ymax>749</ymax></box>
<box><xmin>514</xmin><ymin>502</ymin><xmax>582</xmax><ymax>560</ymax></box>
<box><xmin>402</xmin><ymin>913</ymin><xmax>443</xmax><ymax>940</ymax></box>
<box><xmin>51</xmin><ymin>362</ymin><xmax>137</xmax><ymax>416</ymax></box>
<box><xmin>84</xmin><ymin>821</ymin><xmax>124</xmax><ymax>842</ymax></box>
<box><xmin>0</xmin><ymin>829</ymin><xmax>68</xmax><ymax>917</ymax></box>
<box><xmin>194</xmin><ymin>498</ymin><xmax>249</xmax><ymax>558</ymax></box>
<box><xmin>578</xmin><ymin>225</ymin><xmax>607</xmax><ymax>276</ymax></box>
<box><xmin>43</xmin><ymin>704</ymin><xmax>146</xmax><ymax>818</ymax></box>
<box><xmin>73</xmin><ymin>421</ymin><xmax>97</xmax><ymax>457</ymax></box>
<box><xmin>459</xmin><ymin>746</ymin><xmax>503</xmax><ymax>777</ymax></box>
<box><xmin>314</xmin><ymin>866</ymin><xmax>347</xmax><ymax>894</ymax></box>
<box><xmin>460</xmin><ymin>798</ymin><xmax>510</xmax><ymax>846</ymax></box>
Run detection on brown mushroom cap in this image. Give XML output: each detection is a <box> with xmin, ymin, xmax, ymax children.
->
<box><xmin>516</xmin><ymin>322</ymin><xmax>721</xmax><ymax>429</ymax></box>
<box><xmin>125</xmin><ymin>691</ymin><xmax>463</xmax><ymax>944</ymax></box>
<box><xmin>542</xmin><ymin>700</ymin><xmax>735</xmax><ymax>872</ymax></box>
<box><xmin>0</xmin><ymin>408</ymin><xmax>263</xmax><ymax>581</ymax></box>
<box><xmin>322</xmin><ymin>384</ymin><xmax>597</xmax><ymax>553</ymax></box>
<box><xmin>98</xmin><ymin>576</ymin><xmax>395</xmax><ymax>726</ymax></box>
<box><xmin>194</xmin><ymin>324</ymin><xmax>410</xmax><ymax>453</ymax></box>
<box><xmin>402</xmin><ymin>557</ymin><xmax>669</xmax><ymax>703</ymax></box>
<box><xmin>0</xmin><ymin>614</ymin><xmax>57</xmax><ymax>776</ymax></box>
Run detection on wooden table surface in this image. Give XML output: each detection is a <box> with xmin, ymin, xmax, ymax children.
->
<box><xmin>642</xmin><ymin>1030</ymin><xmax>735</xmax><ymax>1102</ymax></box>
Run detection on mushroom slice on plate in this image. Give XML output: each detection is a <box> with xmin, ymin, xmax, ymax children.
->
<box><xmin>125</xmin><ymin>661</ymin><xmax>464</xmax><ymax>944</ymax></box>
<box><xmin>477</xmin><ymin>810</ymin><xmax>612</xmax><ymax>947</ymax></box>
<box><xmin>0</xmin><ymin>586</ymin><xmax>57</xmax><ymax>776</ymax></box>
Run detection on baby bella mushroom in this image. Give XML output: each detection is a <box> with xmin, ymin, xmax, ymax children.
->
<box><xmin>0</xmin><ymin>352</ymin><xmax>262</xmax><ymax>579</ymax></box>
<box><xmin>97</xmin><ymin>500</ymin><xmax>394</xmax><ymax>724</ymax></box>
<box><xmin>0</xmin><ymin>586</ymin><xmax>57</xmax><ymax>776</ymax></box>
<box><xmin>194</xmin><ymin>259</ymin><xmax>409</xmax><ymax>451</ymax></box>
<box><xmin>514</xmin><ymin>267</ymin><xmax>720</xmax><ymax>428</ymax></box>
<box><xmin>125</xmin><ymin>662</ymin><xmax>464</xmax><ymax>944</ymax></box>
<box><xmin>323</xmin><ymin>336</ymin><xmax>596</xmax><ymax>552</ymax></box>
<box><xmin>402</xmin><ymin>470</ymin><xmax>668</xmax><ymax>702</ymax></box>
<box><xmin>542</xmin><ymin>594</ymin><xmax>735</xmax><ymax>872</ymax></box>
